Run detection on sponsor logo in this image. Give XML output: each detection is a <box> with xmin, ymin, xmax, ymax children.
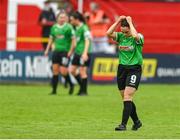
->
<box><xmin>25</xmin><ymin>56</ymin><xmax>52</xmax><ymax>78</ymax></box>
<box><xmin>157</xmin><ymin>68</ymin><xmax>180</xmax><ymax>77</ymax></box>
<box><xmin>56</xmin><ymin>35</ymin><xmax>65</xmax><ymax>39</ymax></box>
<box><xmin>119</xmin><ymin>46</ymin><xmax>134</xmax><ymax>51</ymax></box>
<box><xmin>0</xmin><ymin>53</ymin><xmax>52</xmax><ymax>80</ymax></box>
<box><xmin>92</xmin><ymin>57</ymin><xmax>158</xmax><ymax>82</ymax></box>
<box><xmin>0</xmin><ymin>55</ymin><xmax>22</xmax><ymax>77</ymax></box>
<box><xmin>142</xmin><ymin>59</ymin><xmax>157</xmax><ymax>78</ymax></box>
<box><xmin>92</xmin><ymin>58</ymin><xmax>118</xmax><ymax>81</ymax></box>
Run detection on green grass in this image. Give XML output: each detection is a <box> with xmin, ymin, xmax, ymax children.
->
<box><xmin>0</xmin><ymin>84</ymin><xmax>180</xmax><ymax>138</ymax></box>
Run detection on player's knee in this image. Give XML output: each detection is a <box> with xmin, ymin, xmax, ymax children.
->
<box><xmin>53</xmin><ymin>69</ymin><xmax>59</xmax><ymax>75</ymax></box>
<box><xmin>80</xmin><ymin>70</ymin><xmax>87</xmax><ymax>78</ymax></box>
<box><xmin>60</xmin><ymin>68</ymin><xmax>68</xmax><ymax>76</ymax></box>
<box><xmin>123</xmin><ymin>92</ymin><xmax>132</xmax><ymax>101</ymax></box>
<box><xmin>61</xmin><ymin>71</ymin><xmax>68</xmax><ymax>76</ymax></box>
<box><xmin>69</xmin><ymin>68</ymin><xmax>76</xmax><ymax>76</ymax></box>
<box><xmin>52</xmin><ymin>65</ymin><xmax>59</xmax><ymax>75</ymax></box>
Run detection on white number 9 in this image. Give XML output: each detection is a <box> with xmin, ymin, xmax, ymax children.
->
<box><xmin>130</xmin><ymin>75</ymin><xmax>137</xmax><ymax>84</ymax></box>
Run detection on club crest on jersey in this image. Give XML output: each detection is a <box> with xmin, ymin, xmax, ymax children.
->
<box><xmin>119</xmin><ymin>46</ymin><xmax>134</xmax><ymax>51</ymax></box>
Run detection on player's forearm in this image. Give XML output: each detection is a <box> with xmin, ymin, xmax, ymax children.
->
<box><xmin>129</xmin><ymin>23</ymin><xmax>138</xmax><ymax>39</ymax></box>
<box><xmin>83</xmin><ymin>39</ymin><xmax>90</xmax><ymax>55</ymax></box>
<box><xmin>46</xmin><ymin>38</ymin><xmax>53</xmax><ymax>51</ymax></box>
<box><xmin>69</xmin><ymin>38</ymin><xmax>76</xmax><ymax>54</ymax></box>
<box><xmin>106</xmin><ymin>21</ymin><xmax>119</xmax><ymax>37</ymax></box>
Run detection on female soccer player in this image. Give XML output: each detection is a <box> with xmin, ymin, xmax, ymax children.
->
<box><xmin>44</xmin><ymin>11</ymin><xmax>76</xmax><ymax>95</ymax></box>
<box><xmin>69</xmin><ymin>11</ymin><xmax>92</xmax><ymax>96</ymax></box>
<box><xmin>106</xmin><ymin>16</ymin><xmax>144</xmax><ymax>131</ymax></box>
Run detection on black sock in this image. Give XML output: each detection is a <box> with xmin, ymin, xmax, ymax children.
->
<box><xmin>81</xmin><ymin>78</ymin><xmax>88</xmax><ymax>93</ymax></box>
<box><xmin>64</xmin><ymin>74</ymin><xmax>73</xmax><ymax>87</ymax></box>
<box><xmin>131</xmin><ymin>102</ymin><xmax>139</xmax><ymax>124</ymax></box>
<box><xmin>121</xmin><ymin>101</ymin><xmax>132</xmax><ymax>126</ymax></box>
<box><xmin>52</xmin><ymin>75</ymin><xmax>58</xmax><ymax>93</ymax></box>
<box><xmin>75</xmin><ymin>74</ymin><xmax>82</xmax><ymax>93</ymax></box>
<box><xmin>75</xmin><ymin>74</ymin><xmax>82</xmax><ymax>85</ymax></box>
<box><xmin>64</xmin><ymin>75</ymin><xmax>68</xmax><ymax>86</ymax></box>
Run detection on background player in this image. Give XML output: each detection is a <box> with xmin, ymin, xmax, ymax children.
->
<box><xmin>38</xmin><ymin>0</ymin><xmax>56</xmax><ymax>50</ymax></box>
<box><xmin>44</xmin><ymin>11</ymin><xmax>76</xmax><ymax>95</ymax></box>
<box><xmin>107</xmin><ymin>16</ymin><xmax>144</xmax><ymax>131</ymax></box>
<box><xmin>69</xmin><ymin>11</ymin><xmax>92</xmax><ymax>96</ymax></box>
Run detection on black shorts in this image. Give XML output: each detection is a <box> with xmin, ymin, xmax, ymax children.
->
<box><xmin>117</xmin><ymin>64</ymin><xmax>142</xmax><ymax>90</ymax></box>
<box><xmin>52</xmin><ymin>51</ymin><xmax>69</xmax><ymax>67</ymax></box>
<box><xmin>71</xmin><ymin>53</ymin><xmax>91</xmax><ymax>67</ymax></box>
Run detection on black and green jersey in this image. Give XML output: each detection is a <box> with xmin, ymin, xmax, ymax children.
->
<box><xmin>74</xmin><ymin>23</ymin><xmax>92</xmax><ymax>55</ymax></box>
<box><xmin>115</xmin><ymin>32</ymin><xmax>144</xmax><ymax>65</ymax></box>
<box><xmin>50</xmin><ymin>23</ymin><xmax>75</xmax><ymax>52</ymax></box>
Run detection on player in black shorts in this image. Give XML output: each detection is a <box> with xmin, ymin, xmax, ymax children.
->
<box><xmin>44</xmin><ymin>11</ymin><xmax>76</xmax><ymax>95</ymax></box>
<box><xmin>69</xmin><ymin>12</ymin><xmax>92</xmax><ymax>96</ymax></box>
<box><xmin>107</xmin><ymin>16</ymin><xmax>144</xmax><ymax>131</ymax></box>
<box><xmin>72</xmin><ymin>53</ymin><xmax>91</xmax><ymax>68</ymax></box>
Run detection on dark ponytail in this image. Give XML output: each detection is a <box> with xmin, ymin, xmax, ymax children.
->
<box><xmin>71</xmin><ymin>11</ymin><xmax>86</xmax><ymax>23</ymax></box>
<box><xmin>121</xmin><ymin>19</ymin><xmax>130</xmax><ymax>27</ymax></box>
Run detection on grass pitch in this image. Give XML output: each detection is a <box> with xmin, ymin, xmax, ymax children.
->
<box><xmin>0</xmin><ymin>84</ymin><xmax>180</xmax><ymax>138</ymax></box>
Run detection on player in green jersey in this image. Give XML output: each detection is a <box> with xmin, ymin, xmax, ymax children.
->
<box><xmin>44</xmin><ymin>11</ymin><xmax>76</xmax><ymax>95</ymax></box>
<box><xmin>107</xmin><ymin>16</ymin><xmax>144</xmax><ymax>131</ymax></box>
<box><xmin>69</xmin><ymin>11</ymin><xmax>92</xmax><ymax>96</ymax></box>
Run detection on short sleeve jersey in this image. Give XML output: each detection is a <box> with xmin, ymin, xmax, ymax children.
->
<box><xmin>115</xmin><ymin>32</ymin><xmax>144</xmax><ymax>65</ymax></box>
<box><xmin>74</xmin><ymin>24</ymin><xmax>92</xmax><ymax>55</ymax></box>
<box><xmin>50</xmin><ymin>23</ymin><xmax>75</xmax><ymax>52</ymax></box>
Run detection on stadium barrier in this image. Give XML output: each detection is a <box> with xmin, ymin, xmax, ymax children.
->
<box><xmin>90</xmin><ymin>54</ymin><xmax>180</xmax><ymax>84</ymax></box>
<box><xmin>0</xmin><ymin>51</ymin><xmax>180</xmax><ymax>83</ymax></box>
<box><xmin>0</xmin><ymin>51</ymin><xmax>52</xmax><ymax>82</ymax></box>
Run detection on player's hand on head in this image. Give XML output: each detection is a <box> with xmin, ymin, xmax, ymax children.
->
<box><xmin>120</xmin><ymin>15</ymin><xmax>126</xmax><ymax>19</ymax></box>
<box><xmin>126</xmin><ymin>16</ymin><xmax>132</xmax><ymax>23</ymax></box>
<box><xmin>117</xmin><ymin>15</ymin><xmax>126</xmax><ymax>23</ymax></box>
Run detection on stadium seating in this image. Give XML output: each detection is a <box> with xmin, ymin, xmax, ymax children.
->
<box><xmin>73</xmin><ymin>0</ymin><xmax>180</xmax><ymax>54</ymax></box>
<box><xmin>1</xmin><ymin>0</ymin><xmax>180</xmax><ymax>53</ymax></box>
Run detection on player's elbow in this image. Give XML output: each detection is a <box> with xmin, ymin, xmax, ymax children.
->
<box><xmin>106</xmin><ymin>31</ymin><xmax>112</xmax><ymax>38</ymax></box>
<box><xmin>132</xmin><ymin>33</ymin><xmax>139</xmax><ymax>39</ymax></box>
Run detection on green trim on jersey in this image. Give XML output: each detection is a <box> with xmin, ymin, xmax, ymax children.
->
<box><xmin>115</xmin><ymin>32</ymin><xmax>144</xmax><ymax>65</ymax></box>
<box><xmin>74</xmin><ymin>23</ymin><xmax>92</xmax><ymax>55</ymax></box>
<box><xmin>50</xmin><ymin>23</ymin><xmax>75</xmax><ymax>52</ymax></box>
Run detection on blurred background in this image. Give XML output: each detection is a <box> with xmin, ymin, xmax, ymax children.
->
<box><xmin>0</xmin><ymin>0</ymin><xmax>180</xmax><ymax>84</ymax></box>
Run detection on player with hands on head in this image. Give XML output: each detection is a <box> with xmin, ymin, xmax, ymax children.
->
<box><xmin>107</xmin><ymin>15</ymin><xmax>144</xmax><ymax>131</ymax></box>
